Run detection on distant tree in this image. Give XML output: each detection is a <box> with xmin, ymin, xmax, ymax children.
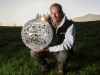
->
<box><xmin>45</xmin><ymin>13</ymin><xmax>51</xmax><ymax>23</ymax></box>
<box><xmin>39</xmin><ymin>14</ymin><xmax>42</xmax><ymax>19</ymax></box>
<box><xmin>36</xmin><ymin>13</ymin><xmax>40</xmax><ymax>19</ymax></box>
<box><xmin>43</xmin><ymin>13</ymin><xmax>46</xmax><ymax>20</ymax></box>
<box><xmin>36</xmin><ymin>13</ymin><xmax>42</xmax><ymax>19</ymax></box>
<box><xmin>43</xmin><ymin>13</ymin><xmax>45</xmax><ymax>18</ymax></box>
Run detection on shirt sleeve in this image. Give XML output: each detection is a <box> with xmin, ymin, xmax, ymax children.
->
<box><xmin>49</xmin><ymin>24</ymin><xmax>76</xmax><ymax>52</ymax></box>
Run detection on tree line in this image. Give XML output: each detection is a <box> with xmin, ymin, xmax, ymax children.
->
<box><xmin>35</xmin><ymin>13</ymin><xmax>51</xmax><ymax>23</ymax></box>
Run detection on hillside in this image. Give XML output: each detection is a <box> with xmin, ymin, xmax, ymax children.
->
<box><xmin>73</xmin><ymin>14</ymin><xmax>100</xmax><ymax>22</ymax></box>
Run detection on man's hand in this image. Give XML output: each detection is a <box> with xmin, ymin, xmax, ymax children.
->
<box><xmin>35</xmin><ymin>47</ymin><xmax>49</xmax><ymax>52</ymax></box>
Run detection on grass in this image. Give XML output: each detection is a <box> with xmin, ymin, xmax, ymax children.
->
<box><xmin>0</xmin><ymin>21</ymin><xmax>100</xmax><ymax>75</ymax></box>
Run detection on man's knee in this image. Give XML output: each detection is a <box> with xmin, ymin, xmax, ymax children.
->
<box><xmin>58</xmin><ymin>50</ymin><xmax>71</xmax><ymax>61</ymax></box>
<box><xmin>30</xmin><ymin>50</ymin><xmax>38</xmax><ymax>57</ymax></box>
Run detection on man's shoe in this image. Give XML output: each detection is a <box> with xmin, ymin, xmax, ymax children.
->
<box><xmin>39</xmin><ymin>65</ymin><xmax>50</xmax><ymax>74</ymax></box>
<box><xmin>39</xmin><ymin>67</ymin><xmax>49</xmax><ymax>73</ymax></box>
<box><xmin>56</xmin><ymin>70</ymin><xmax>64</xmax><ymax>75</ymax></box>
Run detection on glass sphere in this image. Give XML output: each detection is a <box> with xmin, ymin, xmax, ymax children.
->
<box><xmin>21</xmin><ymin>19</ymin><xmax>53</xmax><ymax>50</ymax></box>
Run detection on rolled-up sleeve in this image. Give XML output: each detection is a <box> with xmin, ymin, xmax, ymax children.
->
<box><xmin>49</xmin><ymin>24</ymin><xmax>76</xmax><ymax>52</ymax></box>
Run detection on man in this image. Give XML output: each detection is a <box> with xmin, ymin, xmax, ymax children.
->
<box><xmin>30</xmin><ymin>3</ymin><xmax>76</xmax><ymax>75</ymax></box>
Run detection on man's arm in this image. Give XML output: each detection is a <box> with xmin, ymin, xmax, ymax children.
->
<box><xmin>49</xmin><ymin>24</ymin><xmax>76</xmax><ymax>52</ymax></box>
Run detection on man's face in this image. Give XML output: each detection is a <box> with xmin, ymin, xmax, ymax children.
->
<box><xmin>50</xmin><ymin>6</ymin><xmax>63</xmax><ymax>24</ymax></box>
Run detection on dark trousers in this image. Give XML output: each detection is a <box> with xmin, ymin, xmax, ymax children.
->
<box><xmin>30</xmin><ymin>50</ymin><xmax>72</xmax><ymax>71</ymax></box>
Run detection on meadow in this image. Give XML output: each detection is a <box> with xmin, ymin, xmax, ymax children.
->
<box><xmin>0</xmin><ymin>21</ymin><xmax>100</xmax><ymax>75</ymax></box>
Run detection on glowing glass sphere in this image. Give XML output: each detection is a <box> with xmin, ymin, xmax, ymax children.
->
<box><xmin>21</xmin><ymin>19</ymin><xmax>53</xmax><ymax>50</ymax></box>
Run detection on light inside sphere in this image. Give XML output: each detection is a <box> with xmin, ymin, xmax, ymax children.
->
<box><xmin>41</xmin><ymin>17</ymin><xmax>44</xmax><ymax>21</ymax></box>
<box><xmin>28</xmin><ymin>33</ymin><xmax>32</xmax><ymax>35</ymax></box>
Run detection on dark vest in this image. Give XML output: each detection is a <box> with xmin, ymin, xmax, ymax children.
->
<box><xmin>48</xmin><ymin>20</ymin><xmax>74</xmax><ymax>55</ymax></box>
<box><xmin>48</xmin><ymin>20</ymin><xmax>73</xmax><ymax>46</ymax></box>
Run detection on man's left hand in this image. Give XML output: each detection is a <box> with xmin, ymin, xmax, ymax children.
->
<box><xmin>35</xmin><ymin>47</ymin><xmax>49</xmax><ymax>52</ymax></box>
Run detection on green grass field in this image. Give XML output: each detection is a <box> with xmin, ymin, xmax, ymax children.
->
<box><xmin>0</xmin><ymin>21</ymin><xmax>100</xmax><ymax>75</ymax></box>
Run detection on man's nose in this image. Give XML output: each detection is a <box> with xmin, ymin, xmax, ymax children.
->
<box><xmin>53</xmin><ymin>14</ymin><xmax>56</xmax><ymax>18</ymax></box>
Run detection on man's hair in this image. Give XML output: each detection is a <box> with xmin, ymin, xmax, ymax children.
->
<box><xmin>50</xmin><ymin>3</ymin><xmax>63</xmax><ymax>13</ymax></box>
